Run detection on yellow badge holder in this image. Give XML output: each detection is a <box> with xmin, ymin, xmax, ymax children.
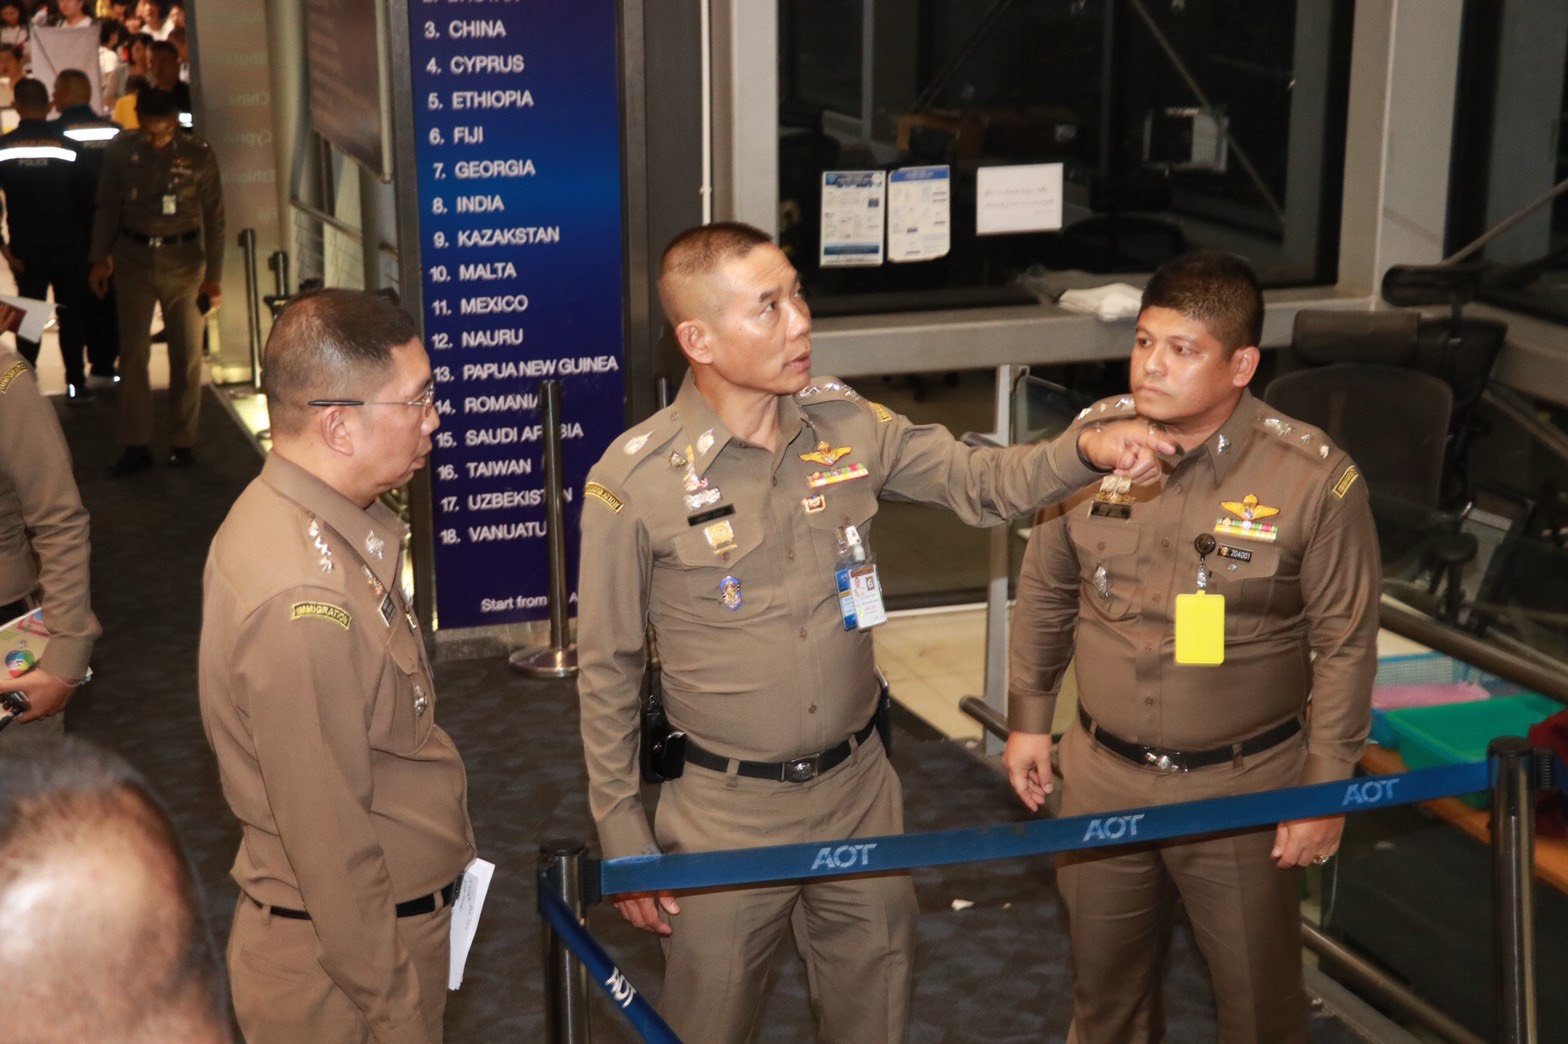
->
<box><xmin>1174</xmin><ymin>592</ymin><xmax>1225</xmax><ymax>665</ymax></box>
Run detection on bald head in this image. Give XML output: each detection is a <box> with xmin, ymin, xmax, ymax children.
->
<box><xmin>262</xmin><ymin>288</ymin><xmax>420</xmax><ymax>438</ymax></box>
<box><xmin>657</xmin><ymin>222</ymin><xmax>774</xmax><ymax>327</ymax></box>
<box><xmin>0</xmin><ymin>740</ymin><xmax>228</xmax><ymax>1043</ymax></box>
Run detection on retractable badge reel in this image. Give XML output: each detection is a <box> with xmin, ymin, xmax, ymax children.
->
<box><xmin>1174</xmin><ymin>533</ymin><xmax>1225</xmax><ymax>665</ymax></box>
<box><xmin>834</xmin><ymin>524</ymin><xmax>886</xmax><ymax>631</ymax></box>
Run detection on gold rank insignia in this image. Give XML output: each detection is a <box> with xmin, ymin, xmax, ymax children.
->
<box><xmin>584</xmin><ymin>481</ymin><xmax>624</xmax><ymax>513</ymax></box>
<box><xmin>1221</xmin><ymin>494</ymin><xmax>1279</xmax><ymax>522</ymax></box>
<box><xmin>1332</xmin><ymin>466</ymin><xmax>1360</xmax><ymax>499</ymax></box>
<box><xmin>806</xmin><ymin>462</ymin><xmax>869</xmax><ymax>488</ymax></box>
<box><xmin>800</xmin><ymin>441</ymin><xmax>851</xmax><ymax>467</ymax></box>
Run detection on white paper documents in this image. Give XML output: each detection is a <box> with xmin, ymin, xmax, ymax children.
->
<box><xmin>820</xmin><ymin>170</ymin><xmax>886</xmax><ymax>267</ymax></box>
<box><xmin>888</xmin><ymin>165</ymin><xmax>951</xmax><ymax>263</ymax></box>
<box><xmin>976</xmin><ymin>163</ymin><xmax>1064</xmax><ymax>235</ymax></box>
<box><xmin>448</xmin><ymin>857</ymin><xmax>495</xmax><ymax>990</ymax></box>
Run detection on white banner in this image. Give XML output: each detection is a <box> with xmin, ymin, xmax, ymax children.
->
<box><xmin>29</xmin><ymin>25</ymin><xmax>103</xmax><ymax>113</ymax></box>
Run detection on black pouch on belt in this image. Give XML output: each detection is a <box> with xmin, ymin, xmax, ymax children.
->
<box><xmin>874</xmin><ymin>667</ymin><xmax>893</xmax><ymax>757</ymax></box>
<box><xmin>639</xmin><ymin>662</ymin><xmax>686</xmax><ymax>783</ymax></box>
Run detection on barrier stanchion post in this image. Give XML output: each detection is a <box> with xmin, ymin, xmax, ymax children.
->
<box><xmin>1490</xmin><ymin>736</ymin><xmax>1537</xmax><ymax>1044</ymax></box>
<box><xmin>540</xmin><ymin>838</ymin><xmax>591</xmax><ymax>1043</ymax></box>
<box><xmin>238</xmin><ymin>228</ymin><xmax>264</xmax><ymax>392</ymax></box>
<box><xmin>511</xmin><ymin>380</ymin><xmax>577</xmax><ymax>677</ymax></box>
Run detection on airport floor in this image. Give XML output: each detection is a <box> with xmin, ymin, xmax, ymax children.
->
<box><xmin>39</xmin><ymin>382</ymin><xmax>1379</xmax><ymax>1041</ymax></box>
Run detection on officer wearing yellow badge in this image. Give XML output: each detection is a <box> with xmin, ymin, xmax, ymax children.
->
<box><xmin>577</xmin><ymin>222</ymin><xmax>1177</xmax><ymax>1043</ymax></box>
<box><xmin>1005</xmin><ymin>251</ymin><xmax>1380</xmax><ymax>1043</ymax></box>
<box><xmin>198</xmin><ymin>290</ymin><xmax>473</xmax><ymax>1043</ymax></box>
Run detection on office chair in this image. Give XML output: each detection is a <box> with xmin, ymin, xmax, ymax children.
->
<box><xmin>1264</xmin><ymin>311</ymin><xmax>1461</xmax><ymax>583</ymax></box>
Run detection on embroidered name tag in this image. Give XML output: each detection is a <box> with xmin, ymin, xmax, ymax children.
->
<box><xmin>291</xmin><ymin>601</ymin><xmax>351</xmax><ymax>629</ymax></box>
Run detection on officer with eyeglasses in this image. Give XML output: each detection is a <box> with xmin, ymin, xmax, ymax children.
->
<box><xmin>198</xmin><ymin>289</ymin><xmax>473</xmax><ymax>1043</ymax></box>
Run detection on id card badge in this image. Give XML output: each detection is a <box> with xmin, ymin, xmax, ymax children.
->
<box><xmin>161</xmin><ymin>193</ymin><xmax>177</xmax><ymax>215</ymax></box>
<box><xmin>1174</xmin><ymin>592</ymin><xmax>1225</xmax><ymax>665</ymax></box>
<box><xmin>835</xmin><ymin>561</ymin><xmax>887</xmax><ymax>630</ymax></box>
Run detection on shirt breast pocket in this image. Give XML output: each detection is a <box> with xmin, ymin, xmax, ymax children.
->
<box><xmin>803</xmin><ymin>482</ymin><xmax>879</xmax><ymax>569</ymax></box>
<box><xmin>1070</xmin><ymin>523</ymin><xmax>1142</xmax><ymax>620</ymax></box>
<box><xmin>671</xmin><ymin>515</ymin><xmax>774</xmax><ymax>618</ymax></box>
<box><xmin>1211</xmin><ymin>544</ymin><xmax>1282</xmax><ymax>638</ymax></box>
<box><xmin>377</xmin><ymin>624</ymin><xmax>434</xmax><ymax>754</ymax></box>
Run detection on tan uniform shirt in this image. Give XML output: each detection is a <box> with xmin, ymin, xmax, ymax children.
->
<box><xmin>89</xmin><ymin>129</ymin><xmax>224</xmax><ymax>283</ymax></box>
<box><xmin>0</xmin><ymin>351</ymin><xmax>97</xmax><ymax>679</ymax></box>
<box><xmin>199</xmin><ymin>453</ymin><xmax>474</xmax><ymax>1039</ymax></box>
<box><xmin>579</xmin><ymin>374</ymin><xmax>1102</xmax><ymax>859</ymax></box>
<box><xmin>1009</xmin><ymin>390</ymin><xmax>1381</xmax><ymax>785</ymax></box>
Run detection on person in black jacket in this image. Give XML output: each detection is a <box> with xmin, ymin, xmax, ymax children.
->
<box><xmin>52</xmin><ymin>68</ymin><xmax>119</xmax><ymax>383</ymax></box>
<box><xmin>0</xmin><ymin>78</ymin><xmax>91</xmax><ymax>401</ymax></box>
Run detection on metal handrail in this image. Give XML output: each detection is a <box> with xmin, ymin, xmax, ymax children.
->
<box><xmin>1378</xmin><ymin>594</ymin><xmax>1568</xmax><ymax>706</ymax></box>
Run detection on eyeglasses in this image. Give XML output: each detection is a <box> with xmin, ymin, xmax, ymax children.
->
<box><xmin>308</xmin><ymin>382</ymin><xmax>436</xmax><ymax>412</ymax></box>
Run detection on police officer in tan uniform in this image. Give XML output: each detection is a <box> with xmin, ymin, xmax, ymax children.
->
<box><xmin>89</xmin><ymin>86</ymin><xmax>223</xmax><ymax>474</ymax></box>
<box><xmin>1005</xmin><ymin>251</ymin><xmax>1380</xmax><ymax>1043</ymax></box>
<box><xmin>578</xmin><ymin>222</ymin><xmax>1175</xmax><ymax>1043</ymax></box>
<box><xmin>0</xmin><ymin>344</ymin><xmax>99</xmax><ymax>748</ymax></box>
<box><xmin>198</xmin><ymin>290</ymin><xmax>473</xmax><ymax>1043</ymax></box>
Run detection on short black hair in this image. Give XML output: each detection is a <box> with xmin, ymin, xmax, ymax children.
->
<box><xmin>135</xmin><ymin>86</ymin><xmax>180</xmax><ymax>119</ymax></box>
<box><xmin>263</xmin><ymin>288</ymin><xmax>421</xmax><ymax>436</ymax></box>
<box><xmin>1140</xmin><ymin>250</ymin><xmax>1264</xmax><ymax>353</ymax></box>
<box><xmin>11</xmin><ymin>77</ymin><xmax>48</xmax><ymax>112</ymax></box>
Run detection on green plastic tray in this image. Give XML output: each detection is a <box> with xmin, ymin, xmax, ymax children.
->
<box><xmin>1383</xmin><ymin>693</ymin><xmax>1564</xmax><ymax>808</ymax></box>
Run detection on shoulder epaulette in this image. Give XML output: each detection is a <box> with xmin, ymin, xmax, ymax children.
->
<box><xmin>1254</xmin><ymin>412</ymin><xmax>1341</xmax><ymax>470</ymax></box>
<box><xmin>1074</xmin><ymin>394</ymin><xmax>1139</xmax><ymax>423</ymax></box>
<box><xmin>593</xmin><ymin>406</ymin><xmax>683</xmax><ymax>485</ymax></box>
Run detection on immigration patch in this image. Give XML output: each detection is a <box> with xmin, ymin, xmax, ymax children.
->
<box><xmin>291</xmin><ymin>601</ymin><xmax>351</xmax><ymax>629</ymax></box>
<box><xmin>868</xmin><ymin>401</ymin><xmax>894</xmax><ymax>424</ymax></box>
<box><xmin>584</xmin><ymin>481</ymin><xmax>624</xmax><ymax>513</ymax></box>
<box><xmin>1332</xmin><ymin>466</ymin><xmax>1360</xmax><ymax>499</ymax></box>
<box><xmin>0</xmin><ymin>361</ymin><xmax>27</xmax><ymax>394</ymax></box>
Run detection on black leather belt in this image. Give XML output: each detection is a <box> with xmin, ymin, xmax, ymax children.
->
<box><xmin>684</xmin><ymin>716</ymin><xmax>878</xmax><ymax>783</ymax></box>
<box><xmin>123</xmin><ymin>228</ymin><xmax>199</xmax><ymax>247</ymax></box>
<box><xmin>0</xmin><ymin>599</ymin><xmax>27</xmax><ymax>622</ymax></box>
<box><xmin>256</xmin><ymin>878</ymin><xmax>460</xmax><ymax>921</ymax></box>
<box><xmin>1079</xmin><ymin>705</ymin><xmax>1301</xmax><ymax>772</ymax></box>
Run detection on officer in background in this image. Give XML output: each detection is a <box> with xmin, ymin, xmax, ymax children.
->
<box><xmin>52</xmin><ymin>68</ymin><xmax>120</xmax><ymax>384</ymax></box>
<box><xmin>89</xmin><ymin>86</ymin><xmax>221</xmax><ymax>474</ymax></box>
<box><xmin>198</xmin><ymin>289</ymin><xmax>473</xmax><ymax>1043</ymax></box>
<box><xmin>0</xmin><ymin>337</ymin><xmax>99</xmax><ymax>751</ymax></box>
<box><xmin>1004</xmin><ymin>251</ymin><xmax>1380</xmax><ymax>1042</ymax></box>
<box><xmin>0</xmin><ymin>78</ymin><xmax>93</xmax><ymax>402</ymax></box>
<box><xmin>578</xmin><ymin>222</ymin><xmax>1175</xmax><ymax>1043</ymax></box>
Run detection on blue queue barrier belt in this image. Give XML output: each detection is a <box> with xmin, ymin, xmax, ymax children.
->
<box><xmin>598</xmin><ymin>760</ymin><xmax>1492</xmax><ymax>898</ymax></box>
<box><xmin>1555</xmin><ymin>756</ymin><xmax>1568</xmax><ymax>797</ymax></box>
<box><xmin>537</xmin><ymin>880</ymin><xmax>680</xmax><ymax>1043</ymax></box>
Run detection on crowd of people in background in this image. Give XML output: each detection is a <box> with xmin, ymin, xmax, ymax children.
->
<box><xmin>0</xmin><ymin>0</ymin><xmax>218</xmax><ymax>473</ymax></box>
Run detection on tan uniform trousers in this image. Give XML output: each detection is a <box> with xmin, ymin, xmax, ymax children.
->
<box><xmin>226</xmin><ymin>894</ymin><xmax>452</xmax><ymax>1043</ymax></box>
<box><xmin>652</xmin><ymin>733</ymin><xmax>915</xmax><ymax>1044</ymax></box>
<box><xmin>1056</xmin><ymin>721</ymin><xmax>1310</xmax><ymax>1044</ymax></box>
<box><xmin>113</xmin><ymin>240</ymin><xmax>205</xmax><ymax>449</ymax></box>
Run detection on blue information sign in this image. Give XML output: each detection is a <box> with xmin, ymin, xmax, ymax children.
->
<box><xmin>405</xmin><ymin>1</ymin><xmax>624</xmax><ymax>630</ymax></box>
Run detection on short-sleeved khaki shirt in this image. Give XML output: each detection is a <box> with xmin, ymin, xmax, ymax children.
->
<box><xmin>199</xmin><ymin>453</ymin><xmax>474</xmax><ymax>1040</ymax></box>
<box><xmin>578</xmin><ymin>373</ymin><xmax>1102</xmax><ymax>859</ymax></box>
<box><xmin>1009</xmin><ymin>389</ymin><xmax>1381</xmax><ymax>785</ymax></box>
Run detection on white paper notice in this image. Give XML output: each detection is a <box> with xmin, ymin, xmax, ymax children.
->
<box><xmin>975</xmin><ymin>163</ymin><xmax>1064</xmax><ymax>235</ymax></box>
<box><xmin>448</xmin><ymin>857</ymin><xmax>495</xmax><ymax>990</ymax></box>
<box><xmin>0</xmin><ymin>295</ymin><xmax>56</xmax><ymax>343</ymax></box>
<box><xmin>887</xmin><ymin>165</ymin><xmax>951</xmax><ymax>263</ymax></box>
<box><xmin>820</xmin><ymin>170</ymin><xmax>886</xmax><ymax>267</ymax></box>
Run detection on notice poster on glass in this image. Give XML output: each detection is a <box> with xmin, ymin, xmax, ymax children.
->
<box><xmin>820</xmin><ymin>170</ymin><xmax>886</xmax><ymax>267</ymax></box>
<box><xmin>976</xmin><ymin>162</ymin><xmax>1064</xmax><ymax>235</ymax></box>
<box><xmin>887</xmin><ymin>165</ymin><xmax>951</xmax><ymax>263</ymax></box>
